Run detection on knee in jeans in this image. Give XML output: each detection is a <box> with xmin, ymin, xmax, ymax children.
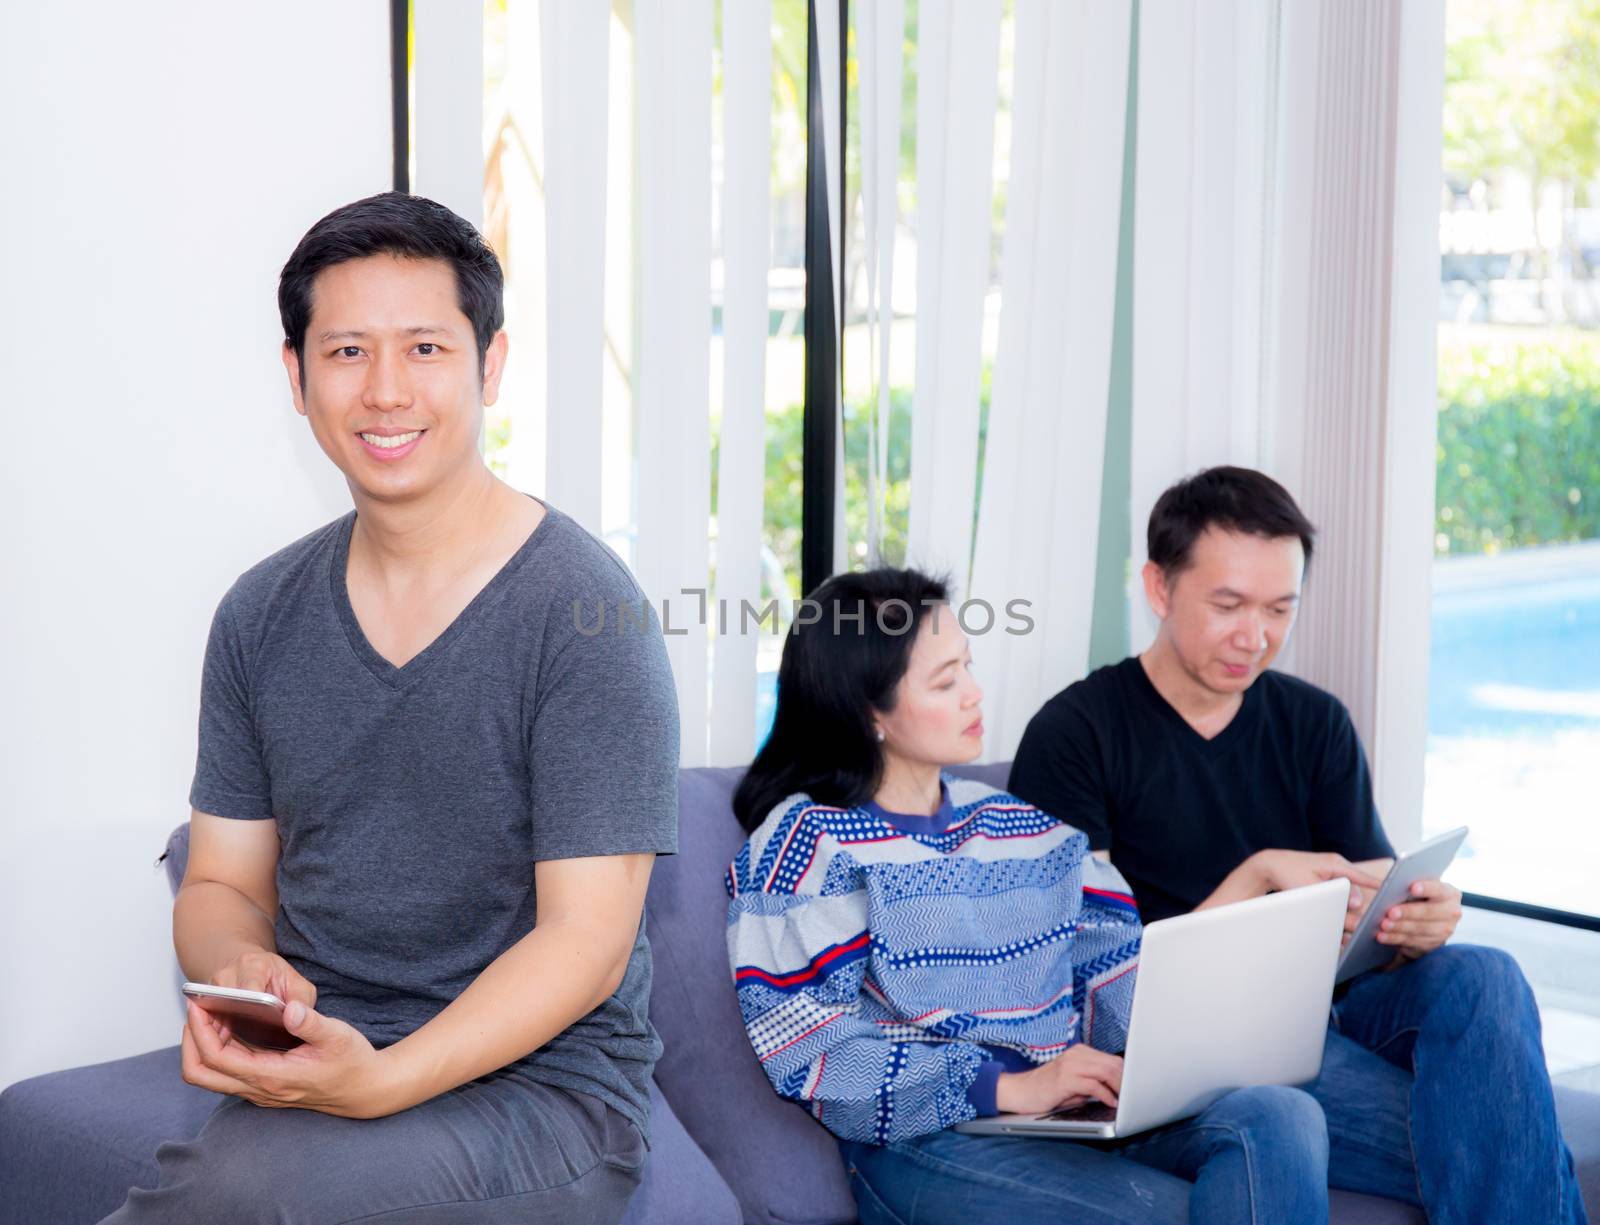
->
<box><xmin>1453</xmin><ymin>944</ymin><xmax>1523</xmax><ymax>991</ymax></box>
<box><xmin>1213</xmin><ymin>1086</ymin><xmax>1328</xmax><ymax>1155</ymax></box>
<box><xmin>1425</xmin><ymin>944</ymin><xmax>1533</xmax><ymax>1022</ymax></box>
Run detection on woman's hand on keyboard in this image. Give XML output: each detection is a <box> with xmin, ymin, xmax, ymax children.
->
<box><xmin>994</xmin><ymin>1046</ymin><xmax>1124</xmax><ymax>1115</ymax></box>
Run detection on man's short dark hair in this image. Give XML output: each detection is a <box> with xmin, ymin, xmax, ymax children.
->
<box><xmin>278</xmin><ymin>192</ymin><xmax>504</xmax><ymax>383</ymax></box>
<box><xmin>1147</xmin><ymin>466</ymin><xmax>1317</xmax><ymax>577</ymax></box>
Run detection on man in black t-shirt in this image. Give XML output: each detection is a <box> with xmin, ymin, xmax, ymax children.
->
<box><xmin>1010</xmin><ymin>467</ymin><xmax>1585</xmax><ymax>1224</ymax></box>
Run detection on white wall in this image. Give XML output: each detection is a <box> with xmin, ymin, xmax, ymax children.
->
<box><xmin>0</xmin><ymin>2</ymin><xmax>392</xmax><ymax>1089</ymax></box>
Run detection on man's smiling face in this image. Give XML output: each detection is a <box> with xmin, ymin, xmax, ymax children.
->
<box><xmin>283</xmin><ymin>253</ymin><xmax>506</xmax><ymax>505</ymax></box>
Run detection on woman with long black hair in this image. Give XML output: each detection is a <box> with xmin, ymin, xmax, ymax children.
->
<box><xmin>726</xmin><ymin>568</ymin><xmax>1329</xmax><ymax>1224</ymax></box>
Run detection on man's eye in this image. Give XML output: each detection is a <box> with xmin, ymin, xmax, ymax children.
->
<box><xmin>339</xmin><ymin>346</ymin><xmax>362</xmax><ymax>358</ymax></box>
<box><xmin>1214</xmin><ymin>603</ymin><xmax>1240</xmax><ymax>613</ymax></box>
<box><xmin>416</xmin><ymin>342</ymin><xmax>437</xmax><ymax>355</ymax></box>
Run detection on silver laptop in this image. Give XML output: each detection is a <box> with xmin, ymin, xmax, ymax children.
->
<box><xmin>955</xmin><ymin>876</ymin><xmax>1349</xmax><ymax>1139</ymax></box>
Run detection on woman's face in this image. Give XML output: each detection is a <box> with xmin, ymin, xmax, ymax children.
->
<box><xmin>874</xmin><ymin>604</ymin><xmax>985</xmax><ymax>767</ymax></box>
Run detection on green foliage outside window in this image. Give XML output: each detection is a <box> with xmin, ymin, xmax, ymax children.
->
<box><xmin>1436</xmin><ymin>331</ymin><xmax>1600</xmax><ymax>555</ymax></box>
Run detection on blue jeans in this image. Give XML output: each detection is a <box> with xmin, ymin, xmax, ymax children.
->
<box><xmin>840</xmin><ymin>1084</ymin><xmax>1328</xmax><ymax>1225</ymax></box>
<box><xmin>1307</xmin><ymin>943</ymin><xmax>1587</xmax><ymax>1225</ymax></box>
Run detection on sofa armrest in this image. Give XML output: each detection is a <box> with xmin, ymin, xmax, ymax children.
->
<box><xmin>160</xmin><ymin>824</ymin><xmax>190</xmax><ymax>898</ymax></box>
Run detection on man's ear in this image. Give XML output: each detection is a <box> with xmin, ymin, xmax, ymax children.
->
<box><xmin>282</xmin><ymin>341</ymin><xmax>308</xmax><ymax>418</ymax></box>
<box><xmin>1141</xmin><ymin>559</ymin><xmax>1172</xmax><ymax>621</ymax></box>
<box><xmin>480</xmin><ymin>330</ymin><xmax>510</xmax><ymax>408</ymax></box>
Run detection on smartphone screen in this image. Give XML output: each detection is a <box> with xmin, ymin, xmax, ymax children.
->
<box><xmin>182</xmin><ymin>984</ymin><xmax>303</xmax><ymax>1051</ymax></box>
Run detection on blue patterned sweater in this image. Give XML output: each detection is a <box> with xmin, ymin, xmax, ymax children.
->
<box><xmin>725</xmin><ymin>774</ymin><xmax>1141</xmax><ymax>1146</ymax></box>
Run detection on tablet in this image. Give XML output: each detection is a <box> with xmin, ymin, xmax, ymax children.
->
<box><xmin>1335</xmin><ymin>826</ymin><xmax>1469</xmax><ymax>984</ymax></box>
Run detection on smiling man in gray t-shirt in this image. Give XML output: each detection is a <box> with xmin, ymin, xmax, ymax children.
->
<box><xmin>101</xmin><ymin>193</ymin><xmax>678</xmax><ymax>1225</ymax></box>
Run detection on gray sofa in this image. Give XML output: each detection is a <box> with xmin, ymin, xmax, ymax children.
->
<box><xmin>3</xmin><ymin>763</ymin><xmax>1597</xmax><ymax>1223</ymax></box>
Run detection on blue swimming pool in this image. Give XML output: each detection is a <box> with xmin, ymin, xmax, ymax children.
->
<box><xmin>1421</xmin><ymin>548</ymin><xmax>1600</xmax><ymax>917</ymax></box>
<box><xmin>1428</xmin><ymin>565</ymin><xmax>1600</xmax><ymax>739</ymax></box>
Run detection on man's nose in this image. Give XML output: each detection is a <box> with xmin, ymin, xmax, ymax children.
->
<box><xmin>1234</xmin><ymin>612</ymin><xmax>1267</xmax><ymax>652</ymax></box>
<box><xmin>364</xmin><ymin>348</ymin><xmax>412</xmax><ymax>411</ymax></box>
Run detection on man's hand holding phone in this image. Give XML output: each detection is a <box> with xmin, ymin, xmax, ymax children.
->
<box><xmin>182</xmin><ymin>948</ymin><xmax>400</xmax><ymax>1119</ymax></box>
<box><xmin>183</xmin><ymin>949</ymin><xmax>315</xmax><ymax>1050</ymax></box>
<box><xmin>181</xmin><ymin>987</ymin><xmax>399</xmax><ymax>1119</ymax></box>
<box><xmin>209</xmin><ymin>949</ymin><xmax>317</xmax><ymax>1019</ymax></box>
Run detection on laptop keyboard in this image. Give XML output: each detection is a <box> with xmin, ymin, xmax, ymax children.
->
<box><xmin>1042</xmin><ymin>1101</ymin><xmax>1118</xmax><ymax>1123</ymax></box>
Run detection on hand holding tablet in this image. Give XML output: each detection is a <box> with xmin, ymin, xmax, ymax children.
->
<box><xmin>1335</xmin><ymin>826</ymin><xmax>1468</xmax><ymax>984</ymax></box>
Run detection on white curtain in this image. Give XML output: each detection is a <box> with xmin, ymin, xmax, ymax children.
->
<box><xmin>538</xmin><ymin>0</ymin><xmax>609</xmax><ymax>536</ymax></box>
<box><xmin>1129</xmin><ymin>0</ymin><xmax>1282</xmax><ymax>653</ymax></box>
<box><xmin>968</xmin><ymin>0</ymin><xmax>1134</xmax><ymax>762</ymax></box>
<box><xmin>904</xmin><ymin>0</ymin><xmax>1003</xmax><ymax>598</ymax></box>
<box><xmin>1271</xmin><ymin>0</ymin><xmax>1445</xmax><ymax>843</ymax></box>
<box><xmin>633</xmin><ymin>0</ymin><xmax>714</xmax><ymax>766</ymax></box>
<box><xmin>491</xmin><ymin>2</ymin><xmax>550</xmax><ymax>498</ymax></box>
<box><xmin>1372</xmin><ymin>1</ymin><xmax>1447</xmax><ymax>848</ymax></box>
<box><xmin>858</xmin><ymin>0</ymin><xmax>904</xmax><ymax>563</ymax></box>
<box><xmin>708</xmin><ymin>0</ymin><xmax>773</xmax><ymax>767</ymax></box>
<box><xmin>412</xmin><ymin>0</ymin><xmax>484</xmax><ymax>227</ymax></box>
<box><xmin>1133</xmin><ymin>0</ymin><xmax>1445</xmax><ymax>841</ymax></box>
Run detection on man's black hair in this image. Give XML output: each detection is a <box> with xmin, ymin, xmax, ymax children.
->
<box><xmin>1147</xmin><ymin>465</ymin><xmax>1317</xmax><ymax>578</ymax></box>
<box><xmin>278</xmin><ymin>192</ymin><xmax>504</xmax><ymax>384</ymax></box>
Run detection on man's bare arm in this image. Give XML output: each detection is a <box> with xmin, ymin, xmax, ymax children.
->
<box><xmin>173</xmin><ymin>810</ymin><xmax>316</xmax><ymax>1009</ymax></box>
<box><xmin>368</xmin><ymin>851</ymin><xmax>655</xmax><ymax>1115</ymax></box>
<box><xmin>173</xmin><ymin>810</ymin><xmax>279</xmax><ymax>979</ymax></box>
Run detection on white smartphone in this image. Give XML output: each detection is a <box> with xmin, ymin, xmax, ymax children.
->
<box><xmin>1335</xmin><ymin>826</ymin><xmax>1469</xmax><ymax>985</ymax></box>
<box><xmin>181</xmin><ymin>982</ymin><xmax>302</xmax><ymax>1051</ymax></box>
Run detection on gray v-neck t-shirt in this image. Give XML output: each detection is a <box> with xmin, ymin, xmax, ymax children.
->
<box><xmin>189</xmin><ymin>501</ymin><xmax>679</xmax><ymax>1136</ymax></box>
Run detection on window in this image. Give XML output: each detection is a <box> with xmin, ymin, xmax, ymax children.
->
<box><xmin>1425</xmin><ymin>0</ymin><xmax>1600</xmax><ymax>919</ymax></box>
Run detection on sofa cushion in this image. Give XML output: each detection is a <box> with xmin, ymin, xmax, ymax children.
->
<box><xmin>645</xmin><ymin>767</ymin><xmax>857</xmax><ymax>1225</ymax></box>
<box><xmin>954</xmin><ymin>760</ymin><xmax>1012</xmax><ymax>793</ymax></box>
<box><xmin>161</xmin><ymin>823</ymin><xmax>187</xmax><ymax>894</ymax></box>
<box><xmin>1555</xmin><ymin>1084</ymin><xmax>1600</xmax><ymax>1219</ymax></box>
<box><xmin>622</xmin><ymin>1085</ymin><xmax>742</xmax><ymax>1225</ymax></box>
<box><xmin>0</xmin><ymin>1045</ymin><xmax>735</xmax><ymax>1225</ymax></box>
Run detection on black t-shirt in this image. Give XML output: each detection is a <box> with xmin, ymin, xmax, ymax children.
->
<box><xmin>1008</xmin><ymin>657</ymin><xmax>1395</xmax><ymax>924</ymax></box>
